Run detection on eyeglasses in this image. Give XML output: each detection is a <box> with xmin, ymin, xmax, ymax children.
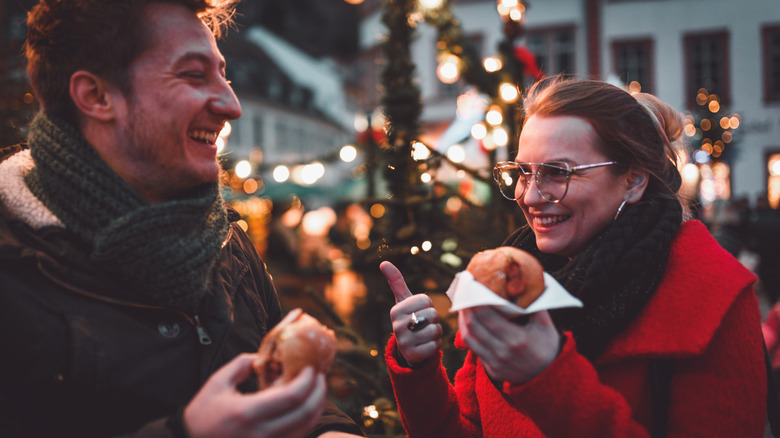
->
<box><xmin>492</xmin><ymin>160</ymin><xmax>618</xmax><ymax>203</ymax></box>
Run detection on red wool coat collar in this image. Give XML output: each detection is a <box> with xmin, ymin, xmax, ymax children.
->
<box><xmin>454</xmin><ymin>220</ymin><xmax>757</xmax><ymax>362</ymax></box>
<box><xmin>599</xmin><ymin>220</ymin><xmax>757</xmax><ymax>363</ymax></box>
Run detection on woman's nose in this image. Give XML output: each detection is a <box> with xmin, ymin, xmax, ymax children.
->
<box><xmin>521</xmin><ymin>176</ymin><xmax>546</xmax><ymax>206</ymax></box>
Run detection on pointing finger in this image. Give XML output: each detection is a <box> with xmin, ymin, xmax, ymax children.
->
<box><xmin>380</xmin><ymin>261</ymin><xmax>413</xmax><ymax>303</ymax></box>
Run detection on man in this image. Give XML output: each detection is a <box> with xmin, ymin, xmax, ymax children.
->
<box><xmin>0</xmin><ymin>0</ymin><xmax>365</xmax><ymax>437</ymax></box>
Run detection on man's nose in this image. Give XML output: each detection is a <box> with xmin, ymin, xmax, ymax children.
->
<box><xmin>210</xmin><ymin>79</ymin><xmax>242</xmax><ymax>120</ymax></box>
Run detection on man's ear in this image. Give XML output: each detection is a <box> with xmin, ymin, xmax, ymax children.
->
<box><xmin>625</xmin><ymin>168</ymin><xmax>649</xmax><ymax>203</ymax></box>
<box><xmin>69</xmin><ymin>70</ymin><xmax>121</xmax><ymax>122</ymax></box>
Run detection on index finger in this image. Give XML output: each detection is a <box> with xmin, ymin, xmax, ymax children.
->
<box><xmin>379</xmin><ymin>261</ymin><xmax>413</xmax><ymax>303</ymax></box>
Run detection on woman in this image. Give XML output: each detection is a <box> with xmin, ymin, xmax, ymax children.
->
<box><xmin>380</xmin><ymin>78</ymin><xmax>766</xmax><ymax>437</ymax></box>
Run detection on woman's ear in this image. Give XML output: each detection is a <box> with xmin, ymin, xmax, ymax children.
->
<box><xmin>625</xmin><ymin>168</ymin><xmax>649</xmax><ymax>203</ymax></box>
<box><xmin>69</xmin><ymin>70</ymin><xmax>121</xmax><ymax>122</ymax></box>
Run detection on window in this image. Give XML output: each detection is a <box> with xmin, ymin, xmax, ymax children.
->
<box><xmin>252</xmin><ymin>115</ymin><xmax>264</xmax><ymax>148</ymax></box>
<box><xmin>526</xmin><ymin>26</ymin><xmax>575</xmax><ymax>76</ymax></box>
<box><xmin>684</xmin><ymin>31</ymin><xmax>730</xmax><ymax>108</ymax></box>
<box><xmin>763</xmin><ymin>25</ymin><xmax>780</xmax><ymax>103</ymax></box>
<box><xmin>612</xmin><ymin>39</ymin><xmax>654</xmax><ymax>93</ymax></box>
<box><xmin>230</xmin><ymin>118</ymin><xmax>241</xmax><ymax>146</ymax></box>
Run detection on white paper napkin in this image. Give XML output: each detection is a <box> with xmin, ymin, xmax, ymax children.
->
<box><xmin>446</xmin><ymin>270</ymin><xmax>583</xmax><ymax>316</ymax></box>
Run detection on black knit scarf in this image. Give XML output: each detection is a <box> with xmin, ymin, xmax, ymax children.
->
<box><xmin>24</xmin><ymin>112</ymin><xmax>228</xmax><ymax>315</ymax></box>
<box><xmin>504</xmin><ymin>196</ymin><xmax>682</xmax><ymax>360</ymax></box>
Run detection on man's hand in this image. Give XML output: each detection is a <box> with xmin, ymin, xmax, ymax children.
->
<box><xmin>184</xmin><ymin>353</ymin><xmax>326</xmax><ymax>438</ymax></box>
<box><xmin>380</xmin><ymin>261</ymin><xmax>443</xmax><ymax>366</ymax></box>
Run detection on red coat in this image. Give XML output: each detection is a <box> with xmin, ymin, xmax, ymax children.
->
<box><xmin>763</xmin><ymin>303</ymin><xmax>780</xmax><ymax>369</ymax></box>
<box><xmin>385</xmin><ymin>220</ymin><xmax>766</xmax><ymax>437</ymax></box>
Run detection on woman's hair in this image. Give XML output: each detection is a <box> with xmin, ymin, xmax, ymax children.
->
<box><xmin>522</xmin><ymin>76</ymin><xmax>688</xmax><ymax>213</ymax></box>
<box><xmin>25</xmin><ymin>0</ymin><xmax>237</xmax><ymax>127</ymax></box>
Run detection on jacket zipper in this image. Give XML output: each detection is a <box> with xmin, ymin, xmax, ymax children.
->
<box><xmin>193</xmin><ymin>315</ymin><xmax>212</xmax><ymax>345</ymax></box>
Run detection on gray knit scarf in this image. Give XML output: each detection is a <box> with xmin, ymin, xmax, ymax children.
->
<box><xmin>24</xmin><ymin>113</ymin><xmax>228</xmax><ymax>315</ymax></box>
<box><xmin>504</xmin><ymin>196</ymin><xmax>682</xmax><ymax>360</ymax></box>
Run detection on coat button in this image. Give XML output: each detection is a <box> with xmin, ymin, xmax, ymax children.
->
<box><xmin>158</xmin><ymin>321</ymin><xmax>181</xmax><ymax>338</ymax></box>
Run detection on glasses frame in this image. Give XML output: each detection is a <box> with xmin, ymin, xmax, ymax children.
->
<box><xmin>492</xmin><ymin>160</ymin><xmax>618</xmax><ymax>202</ymax></box>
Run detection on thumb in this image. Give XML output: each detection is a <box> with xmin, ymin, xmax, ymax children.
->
<box><xmin>380</xmin><ymin>261</ymin><xmax>413</xmax><ymax>303</ymax></box>
<box><xmin>211</xmin><ymin>353</ymin><xmax>256</xmax><ymax>388</ymax></box>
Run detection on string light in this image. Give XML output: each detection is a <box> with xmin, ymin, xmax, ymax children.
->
<box><xmin>273</xmin><ymin>165</ymin><xmax>290</xmax><ymax>183</ymax></box>
<box><xmin>340</xmin><ymin>144</ymin><xmax>358</xmax><ymax>162</ymax></box>
<box><xmin>437</xmin><ymin>54</ymin><xmax>460</xmax><ymax>84</ymax></box>
<box><xmin>446</xmin><ymin>144</ymin><xmax>466</xmax><ymax>163</ymax></box>
<box><xmin>483</xmin><ymin>56</ymin><xmax>502</xmax><ymax>72</ymax></box>
<box><xmin>235</xmin><ymin>160</ymin><xmax>252</xmax><ymax>178</ymax></box>
<box><xmin>300</xmin><ymin>162</ymin><xmax>325</xmax><ymax>185</ymax></box>
<box><xmin>412</xmin><ymin>141</ymin><xmax>431</xmax><ymax>161</ymax></box>
<box><xmin>497</xmin><ymin>0</ymin><xmax>525</xmax><ymax>22</ymax></box>
<box><xmin>499</xmin><ymin>82</ymin><xmax>519</xmax><ymax>102</ymax></box>
<box><xmin>492</xmin><ymin>126</ymin><xmax>509</xmax><ymax>147</ymax></box>
<box><xmin>418</xmin><ymin>0</ymin><xmax>444</xmax><ymax>11</ymax></box>
<box><xmin>471</xmin><ymin>122</ymin><xmax>487</xmax><ymax>140</ymax></box>
<box><xmin>485</xmin><ymin>106</ymin><xmax>503</xmax><ymax>126</ymax></box>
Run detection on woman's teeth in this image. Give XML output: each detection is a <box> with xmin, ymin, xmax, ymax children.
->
<box><xmin>535</xmin><ymin>215</ymin><xmax>570</xmax><ymax>227</ymax></box>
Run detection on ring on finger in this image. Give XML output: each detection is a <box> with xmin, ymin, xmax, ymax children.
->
<box><xmin>407</xmin><ymin>312</ymin><xmax>429</xmax><ymax>332</ymax></box>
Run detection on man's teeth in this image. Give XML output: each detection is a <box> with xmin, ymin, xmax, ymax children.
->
<box><xmin>535</xmin><ymin>216</ymin><xmax>570</xmax><ymax>227</ymax></box>
<box><xmin>189</xmin><ymin>130</ymin><xmax>218</xmax><ymax>144</ymax></box>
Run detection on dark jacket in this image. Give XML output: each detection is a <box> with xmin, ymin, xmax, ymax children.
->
<box><xmin>0</xmin><ymin>146</ymin><xmax>362</xmax><ymax>437</ymax></box>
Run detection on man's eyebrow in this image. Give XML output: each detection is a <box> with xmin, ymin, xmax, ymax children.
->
<box><xmin>172</xmin><ymin>52</ymin><xmax>226</xmax><ymax>70</ymax></box>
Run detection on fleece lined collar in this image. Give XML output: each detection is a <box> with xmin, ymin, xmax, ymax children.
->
<box><xmin>0</xmin><ymin>150</ymin><xmax>62</xmax><ymax>229</ymax></box>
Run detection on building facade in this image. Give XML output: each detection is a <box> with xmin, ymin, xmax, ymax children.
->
<box><xmin>357</xmin><ymin>0</ymin><xmax>780</xmax><ymax>207</ymax></box>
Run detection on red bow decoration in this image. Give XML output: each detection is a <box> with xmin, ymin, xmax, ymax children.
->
<box><xmin>513</xmin><ymin>46</ymin><xmax>544</xmax><ymax>80</ymax></box>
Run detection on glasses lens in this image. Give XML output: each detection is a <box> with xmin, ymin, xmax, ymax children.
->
<box><xmin>493</xmin><ymin>165</ymin><xmax>526</xmax><ymax>200</ymax></box>
<box><xmin>537</xmin><ymin>164</ymin><xmax>571</xmax><ymax>202</ymax></box>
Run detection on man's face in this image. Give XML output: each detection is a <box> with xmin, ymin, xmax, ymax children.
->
<box><xmin>113</xmin><ymin>2</ymin><xmax>241</xmax><ymax>202</ymax></box>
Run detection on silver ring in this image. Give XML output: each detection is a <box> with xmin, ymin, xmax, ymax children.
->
<box><xmin>407</xmin><ymin>312</ymin><xmax>429</xmax><ymax>332</ymax></box>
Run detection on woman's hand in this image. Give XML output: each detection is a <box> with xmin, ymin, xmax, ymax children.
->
<box><xmin>380</xmin><ymin>261</ymin><xmax>443</xmax><ymax>366</ymax></box>
<box><xmin>459</xmin><ymin>307</ymin><xmax>560</xmax><ymax>384</ymax></box>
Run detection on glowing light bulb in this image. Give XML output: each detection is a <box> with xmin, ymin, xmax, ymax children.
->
<box><xmin>419</xmin><ymin>0</ymin><xmax>444</xmax><ymax>10</ymax></box>
<box><xmin>492</xmin><ymin>127</ymin><xmax>508</xmax><ymax>146</ymax></box>
<box><xmin>486</xmin><ymin>107</ymin><xmax>503</xmax><ymax>126</ymax></box>
<box><xmin>273</xmin><ymin>165</ymin><xmax>290</xmax><ymax>182</ymax></box>
<box><xmin>471</xmin><ymin>122</ymin><xmax>487</xmax><ymax>140</ymax></box>
<box><xmin>499</xmin><ymin>82</ymin><xmax>519</xmax><ymax>102</ymax></box>
<box><xmin>483</xmin><ymin>56</ymin><xmax>502</xmax><ymax>72</ymax></box>
<box><xmin>447</xmin><ymin>144</ymin><xmax>466</xmax><ymax>163</ymax></box>
<box><xmin>340</xmin><ymin>145</ymin><xmax>357</xmax><ymax>162</ymax></box>
<box><xmin>412</xmin><ymin>142</ymin><xmax>431</xmax><ymax>161</ymax></box>
<box><xmin>235</xmin><ymin>160</ymin><xmax>251</xmax><ymax>179</ymax></box>
<box><xmin>219</xmin><ymin>121</ymin><xmax>232</xmax><ymax>137</ymax></box>
<box><xmin>437</xmin><ymin>55</ymin><xmax>460</xmax><ymax>84</ymax></box>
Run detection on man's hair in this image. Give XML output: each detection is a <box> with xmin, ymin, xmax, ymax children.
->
<box><xmin>25</xmin><ymin>0</ymin><xmax>237</xmax><ymax>127</ymax></box>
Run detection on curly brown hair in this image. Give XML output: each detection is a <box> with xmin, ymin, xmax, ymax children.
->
<box><xmin>25</xmin><ymin>0</ymin><xmax>238</xmax><ymax>126</ymax></box>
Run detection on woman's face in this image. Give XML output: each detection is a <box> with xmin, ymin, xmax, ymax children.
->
<box><xmin>515</xmin><ymin>115</ymin><xmax>636</xmax><ymax>257</ymax></box>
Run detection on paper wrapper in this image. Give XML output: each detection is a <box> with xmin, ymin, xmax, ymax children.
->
<box><xmin>446</xmin><ymin>270</ymin><xmax>583</xmax><ymax>316</ymax></box>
